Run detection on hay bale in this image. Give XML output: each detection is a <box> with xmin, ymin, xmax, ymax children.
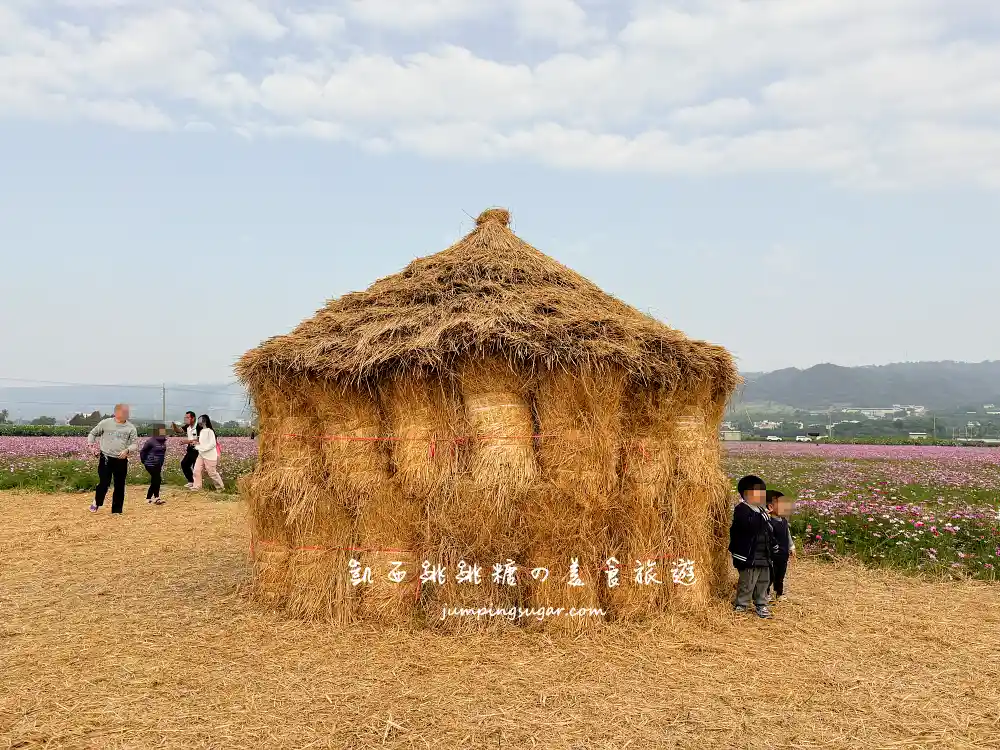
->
<box><xmin>244</xmin><ymin>384</ymin><xmax>327</xmax><ymax>614</ymax></box>
<box><xmin>448</xmin><ymin>357</ymin><xmax>535</xmax><ymax>558</ymax></box>
<box><xmin>605</xmin><ymin>385</ymin><xmax>677</xmax><ymax>621</ymax></box>
<box><xmin>419</xmin><ymin>534</ymin><xmax>523</xmax><ymax>634</ymax></box>
<box><xmin>535</xmin><ymin>368</ymin><xmax>624</xmax><ymax>501</ymax></box>
<box><xmin>282</xmin><ymin>381</ymin><xmax>395</xmax><ymax>624</ymax></box>
<box><xmin>420</xmin><ymin>478</ymin><xmax>524</xmax><ymax>633</ymax></box>
<box><xmin>703</xmin><ymin>393</ymin><xmax>738</xmax><ymax>599</ymax></box>
<box><xmin>459</xmin><ymin>357</ymin><xmax>537</xmax><ymax>493</ymax></box>
<box><xmin>527</xmin><ymin>368</ymin><xmax>626</xmax><ymax>631</ymax></box>
<box><xmin>354</xmin><ymin>483</ymin><xmax>421</xmax><ymax>625</ymax></box>
<box><xmin>241</xmin><ymin>474</ymin><xmax>291</xmax><ymax>610</ymax></box>
<box><xmin>381</xmin><ymin>375</ymin><xmax>461</xmax><ymax>497</ymax></box>
<box><xmin>363</xmin><ymin>375</ymin><xmax>464</xmax><ymax>623</ymax></box>
<box><xmin>523</xmin><ymin>487</ymin><xmax>608</xmax><ymax>635</ymax></box>
<box><xmin>304</xmin><ymin>379</ymin><xmax>420</xmax><ymax>625</ymax></box>
<box><xmin>666</xmin><ymin>400</ymin><xmax>726</xmax><ymax>608</ymax></box>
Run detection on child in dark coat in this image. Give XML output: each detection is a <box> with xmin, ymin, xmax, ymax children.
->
<box><xmin>140</xmin><ymin>425</ymin><xmax>168</xmax><ymax>505</ymax></box>
<box><xmin>729</xmin><ymin>475</ymin><xmax>779</xmax><ymax>618</ymax></box>
<box><xmin>766</xmin><ymin>490</ymin><xmax>796</xmax><ymax>602</ymax></box>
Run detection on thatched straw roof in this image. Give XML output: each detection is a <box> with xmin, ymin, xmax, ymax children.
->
<box><xmin>236</xmin><ymin>208</ymin><xmax>739</xmax><ymax>398</ymax></box>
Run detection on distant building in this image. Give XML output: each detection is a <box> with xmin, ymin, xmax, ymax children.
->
<box><xmin>753</xmin><ymin>420</ymin><xmax>782</xmax><ymax>430</ymax></box>
<box><xmin>908</xmin><ymin>432</ymin><xmax>928</xmax><ymax>440</ymax></box>
<box><xmin>842</xmin><ymin>407</ymin><xmax>900</xmax><ymax>419</ymax></box>
<box><xmin>720</xmin><ymin>430</ymin><xmax>742</xmax><ymax>442</ymax></box>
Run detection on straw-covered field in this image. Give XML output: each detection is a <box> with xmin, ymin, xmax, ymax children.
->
<box><xmin>3</xmin><ymin>487</ymin><xmax>999</xmax><ymax>750</ymax></box>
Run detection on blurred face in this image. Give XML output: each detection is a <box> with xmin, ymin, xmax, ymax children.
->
<box><xmin>779</xmin><ymin>498</ymin><xmax>795</xmax><ymax>517</ymax></box>
<box><xmin>115</xmin><ymin>405</ymin><xmax>130</xmax><ymax>422</ymax></box>
<box><xmin>744</xmin><ymin>487</ymin><xmax>766</xmax><ymax>506</ymax></box>
<box><xmin>185</xmin><ymin>413</ymin><xmax>195</xmax><ymax>426</ymax></box>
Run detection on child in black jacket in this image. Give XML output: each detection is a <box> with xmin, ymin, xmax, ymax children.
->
<box><xmin>729</xmin><ymin>475</ymin><xmax>779</xmax><ymax>618</ymax></box>
<box><xmin>140</xmin><ymin>425</ymin><xmax>168</xmax><ymax>505</ymax></box>
<box><xmin>766</xmin><ymin>490</ymin><xmax>795</xmax><ymax>602</ymax></box>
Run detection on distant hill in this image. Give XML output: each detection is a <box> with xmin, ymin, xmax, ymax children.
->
<box><xmin>735</xmin><ymin>361</ymin><xmax>1000</xmax><ymax>411</ymax></box>
<box><xmin>3</xmin><ymin>360</ymin><xmax>999</xmax><ymax>421</ymax></box>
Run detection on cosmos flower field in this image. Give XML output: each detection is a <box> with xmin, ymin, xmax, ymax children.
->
<box><xmin>726</xmin><ymin>442</ymin><xmax>1000</xmax><ymax>580</ymax></box>
<box><xmin>2</xmin><ymin>437</ymin><xmax>998</xmax><ymax>580</ymax></box>
<box><xmin>0</xmin><ymin>436</ymin><xmax>257</xmax><ymax>494</ymax></box>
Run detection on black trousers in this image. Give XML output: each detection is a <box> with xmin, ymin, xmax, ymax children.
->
<box><xmin>145</xmin><ymin>464</ymin><xmax>162</xmax><ymax>499</ymax></box>
<box><xmin>180</xmin><ymin>446</ymin><xmax>198</xmax><ymax>483</ymax></box>
<box><xmin>96</xmin><ymin>454</ymin><xmax>129</xmax><ymax>513</ymax></box>
<box><xmin>770</xmin><ymin>555</ymin><xmax>789</xmax><ymax>596</ymax></box>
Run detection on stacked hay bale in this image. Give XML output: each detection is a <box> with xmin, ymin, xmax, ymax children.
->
<box><xmin>525</xmin><ymin>368</ymin><xmax>625</xmax><ymax>633</ymax></box>
<box><xmin>236</xmin><ymin>207</ymin><xmax>740</xmax><ymax>630</ymax></box>
<box><xmin>424</xmin><ymin>358</ymin><xmax>535</xmax><ymax>632</ymax></box>
<box><xmin>380</xmin><ymin>375</ymin><xmax>458</xmax><ymax>625</ymax></box>
<box><xmin>604</xmin><ymin>384</ymin><xmax>676</xmax><ymax>621</ymax></box>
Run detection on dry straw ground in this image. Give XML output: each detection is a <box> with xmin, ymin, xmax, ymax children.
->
<box><xmin>2</xmin><ymin>488</ymin><xmax>999</xmax><ymax>750</ymax></box>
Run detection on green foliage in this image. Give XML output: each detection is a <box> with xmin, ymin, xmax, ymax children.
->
<box><xmin>0</xmin><ymin>409</ymin><xmax>8</xmax><ymax>424</ymax></box>
<box><xmin>69</xmin><ymin>410</ymin><xmax>106</xmax><ymax>426</ymax></box>
<box><xmin>30</xmin><ymin>416</ymin><xmax>58</xmax><ymax>426</ymax></box>
<box><xmin>789</xmin><ymin>485</ymin><xmax>998</xmax><ymax>581</ymax></box>
<box><xmin>0</xmin><ymin>458</ymin><xmax>252</xmax><ymax>494</ymax></box>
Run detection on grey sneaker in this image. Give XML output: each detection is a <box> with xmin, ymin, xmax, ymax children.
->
<box><xmin>755</xmin><ymin>606</ymin><xmax>773</xmax><ymax>619</ymax></box>
<box><xmin>733</xmin><ymin>605</ymin><xmax>749</xmax><ymax>614</ymax></box>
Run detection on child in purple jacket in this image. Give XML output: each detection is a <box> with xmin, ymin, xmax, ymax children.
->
<box><xmin>140</xmin><ymin>425</ymin><xmax>168</xmax><ymax>505</ymax></box>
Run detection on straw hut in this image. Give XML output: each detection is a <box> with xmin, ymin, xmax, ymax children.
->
<box><xmin>236</xmin><ymin>207</ymin><xmax>739</xmax><ymax>632</ymax></box>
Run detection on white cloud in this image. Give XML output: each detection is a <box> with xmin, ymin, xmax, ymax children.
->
<box><xmin>2</xmin><ymin>0</ymin><xmax>1000</xmax><ymax>188</ymax></box>
<box><xmin>343</xmin><ymin>0</ymin><xmax>490</xmax><ymax>30</ymax></box>
<box><xmin>511</xmin><ymin>0</ymin><xmax>604</xmax><ymax>48</ymax></box>
<box><xmin>286</xmin><ymin>10</ymin><xmax>345</xmax><ymax>41</ymax></box>
<box><xmin>669</xmin><ymin>98</ymin><xmax>755</xmax><ymax>130</ymax></box>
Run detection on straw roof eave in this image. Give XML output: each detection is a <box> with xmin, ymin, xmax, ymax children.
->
<box><xmin>236</xmin><ymin>334</ymin><xmax>740</xmax><ymax>402</ymax></box>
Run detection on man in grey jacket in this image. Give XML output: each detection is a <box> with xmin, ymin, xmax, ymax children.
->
<box><xmin>87</xmin><ymin>404</ymin><xmax>138</xmax><ymax>514</ymax></box>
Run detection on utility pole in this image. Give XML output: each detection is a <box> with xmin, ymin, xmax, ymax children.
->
<box><xmin>161</xmin><ymin>383</ymin><xmax>166</xmax><ymax>424</ymax></box>
<box><xmin>932</xmin><ymin>416</ymin><xmax>936</xmax><ymax>441</ymax></box>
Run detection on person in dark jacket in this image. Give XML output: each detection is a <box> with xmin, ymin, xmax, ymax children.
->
<box><xmin>140</xmin><ymin>424</ymin><xmax>168</xmax><ymax>505</ymax></box>
<box><xmin>766</xmin><ymin>490</ymin><xmax>796</xmax><ymax>602</ymax></box>
<box><xmin>729</xmin><ymin>475</ymin><xmax>779</xmax><ymax>618</ymax></box>
<box><xmin>171</xmin><ymin>411</ymin><xmax>199</xmax><ymax>488</ymax></box>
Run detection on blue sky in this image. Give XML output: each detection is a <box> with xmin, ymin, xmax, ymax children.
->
<box><xmin>1</xmin><ymin>0</ymin><xmax>999</xmax><ymax>385</ymax></box>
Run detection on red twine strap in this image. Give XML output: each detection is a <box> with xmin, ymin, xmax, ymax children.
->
<box><xmin>278</xmin><ymin>432</ymin><xmax>555</xmax><ymax>443</ymax></box>
<box><xmin>252</xmin><ymin>540</ymin><xmax>413</xmax><ymax>554</ymax></box>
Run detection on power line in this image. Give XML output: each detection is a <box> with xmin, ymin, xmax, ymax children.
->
<box><xmin>0</xmin><ymin>376</ymin><xmax>159</xmax><ymax>389</ymax></box>
<box><xmin>0</xmin><ymin>399</ymin><xmax>250</xmax><ymax>408</ymax></box>
<box><xmin>0</xmin><ymin>376</ymin><xmax>243</xmax><ymax>398</ymax></box>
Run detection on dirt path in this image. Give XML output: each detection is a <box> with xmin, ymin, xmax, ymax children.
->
<box><xmin>2</xmin><ymin>488</ymin><xmax>999</xmax><ymax>749</ymax></box>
